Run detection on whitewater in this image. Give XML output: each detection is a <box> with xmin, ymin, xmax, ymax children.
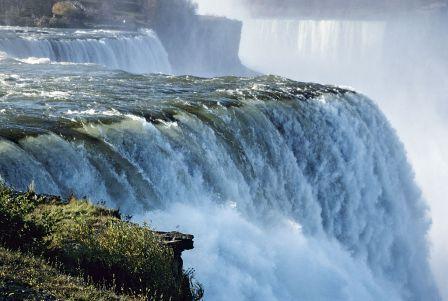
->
<box><xmin>0</xmin><ymin>27</ymin><xmax>171</xmax><ymax>74</ymax></box>
<box><xmin>237</xmin><ymin>17</ymin><xmax>448</xmax><ymax>300</ymax></box>
<box><xmin>0</xmin><ymin>27</ymin><xmax>441</xmax><ymax>300</ymax></box>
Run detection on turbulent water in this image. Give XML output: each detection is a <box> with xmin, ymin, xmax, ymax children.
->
<box><xmin>238</xmin><ymin>17</ymin><xmax>448</xmax><ymax>300</ymax></box>
<box><xmin>0</xmin><ymin>37</ymin><xmax>440</xmax><ymax>300</ymax></box>
<box><xmin>0</xmin><ymin>27</ymin><xmax>171</xmax><ymax>74</ymax></box>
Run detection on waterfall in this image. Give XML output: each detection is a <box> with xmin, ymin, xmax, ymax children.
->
<box><xmin>0</xmin><ymin>65</ymin><xmax>440</xmax><ymax>300</ymax></box>
<box><xmin>239</xmin><ymin>19</ymin><xmax>386</xmax><ymax>84</ymax></box>
<box><xmin>235</xmin><ymin>15</ymin><xmax>448</xmax><ymax>301</ymax></box>
<box><xmin>0</xmin><ymin>27</ymin><xmax>172</xmax><ymax>74</ymax></box>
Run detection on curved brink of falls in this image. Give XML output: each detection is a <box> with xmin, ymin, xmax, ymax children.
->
<box><xmin>0</xmin><ymin>68</ymin><xmax>440</xmax><ymax>301</ymax></box>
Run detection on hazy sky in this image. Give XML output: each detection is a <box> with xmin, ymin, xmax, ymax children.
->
<box><xmin>194</xmin><ymin>0</ymin><xmax>448</xmax><ymax>18</ymax></box>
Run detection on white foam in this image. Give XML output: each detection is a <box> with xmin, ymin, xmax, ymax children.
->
<box><xmin>65</xmin><ymin>108</ymin><xmax>122</xmax><ymax>116</ymax></box>
<box><xmin>41</xmin><ymin>91</ymin><xmax>70</xmax><ymax>98</ymax></box>
<box><xmin>18</xmin><ymin>57</ymin><xmax>51</xmax><ymax>64</ymax></box>
<box><xmin>0</xmin><ymin>51</ymin><xmax>7</xmax><ymax>61</ymax></box>
<box><xmin>136</xmin><ymin>202</ymin><xmax>402</xmax><ymax>301</ymax></box>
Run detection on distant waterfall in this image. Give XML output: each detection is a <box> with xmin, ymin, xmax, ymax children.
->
<box><xmin>0</xmin><ymin>27</ymin><xmax>172</xmax><ymax>74</ymax></box>
<box><xmin>239</xmin><ymin>20</ymin><xmax>386</xmax><ymax>83</ymax></box>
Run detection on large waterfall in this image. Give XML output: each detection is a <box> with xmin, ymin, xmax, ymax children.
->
<box><xmin>0</xmin><ymin>27</ymin><xmax>172</xmax><ymax>74</ymax></box>
<box><xmin>0</xmin><ymin>49</ymin><xmax>441</xmax><ymax>300</ymax></box>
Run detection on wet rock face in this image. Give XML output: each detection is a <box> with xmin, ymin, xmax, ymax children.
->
<box><xmin>157</xmin><ymin>231</ymin><xmax>195</xmax><ymax>254</ymax></box>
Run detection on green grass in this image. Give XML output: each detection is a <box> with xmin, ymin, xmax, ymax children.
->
<box><xmin>0</xmin><ymin>185</ymin><xmax>199</xmax><ymax>300</ymax></box>
<box><xmin>0</xmin><ymin>246</ymin><xmax>146</xmax><ymax>301</ymax></box>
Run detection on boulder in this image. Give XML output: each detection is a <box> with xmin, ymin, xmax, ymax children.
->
<box><xmin>52</xmin><ymin>1</ymin><xmax>85</xmax><ymax>18</ymax></box>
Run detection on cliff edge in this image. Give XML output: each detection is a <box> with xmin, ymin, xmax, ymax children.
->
<box><xmin>0</xmin><ymin>186</ymin><xmax>202</xmax><ymax>300</ymax></box>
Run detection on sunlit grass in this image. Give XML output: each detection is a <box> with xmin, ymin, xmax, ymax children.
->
<box><xmin>0</xmin><ymin>185</ymin><xmax>201</xmax><ymax>300</ymax></box>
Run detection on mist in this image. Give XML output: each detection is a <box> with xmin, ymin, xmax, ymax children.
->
<box><xmin>194</xmin><ymin>0</ymin><xmax>249</xmax><ymax>18</ymax></box>
<box><xmin>195</xmin><ymin>0</ymin><xmax>448</xmax><ymax>299</ymax></box>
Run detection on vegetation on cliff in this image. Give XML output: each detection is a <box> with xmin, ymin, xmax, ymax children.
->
<box><xmin>0</xmin><ymin>246</ymin><xmax>146</xmax><ymax>300</ymax></box>
<box><xmin>0</xmin><ymin>0</ymin><xmax>198</xmax><ymax>28</ymax></box>
<box><xmin>0</xmin><ymin>185</ymin><xmax>202</xmax><ymax>300</ymax></box>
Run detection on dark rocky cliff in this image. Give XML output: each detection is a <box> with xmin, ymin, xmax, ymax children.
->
<box><xmin>150</xmin><ymin>2</ymin><xmax>252</xmax><ymax>76</ymax></box>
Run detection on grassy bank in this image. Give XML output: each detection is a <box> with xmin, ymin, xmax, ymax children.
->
<box><xmin>0</xmin><ymin>246</ymin><xmax>146</xmax><ymax>300</ymax></box>
<box><xmin>0</xmin><ymin>185</ymin><xmax>201</xmax><ymax>300</ymax></box>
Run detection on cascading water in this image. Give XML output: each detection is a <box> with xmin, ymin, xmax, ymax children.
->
<box><xmin>0</xmin><ymin>55</ymin><xmax>441</xmax><ymax>300</ymax></box>
<box><xmin>0</xmin><ymin>27</ymin><xmax>172</xmax><ymax>74</ymax></box>
<box><xmin>239</xmin><ymin>19</ymin><xmax>386</xmax><ymax>85</ymax></box>
<box><xmin>237</xmin><ymin>16</ymin><xmax>448</xmax><ymax>300</ymax></box>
